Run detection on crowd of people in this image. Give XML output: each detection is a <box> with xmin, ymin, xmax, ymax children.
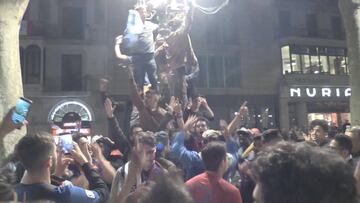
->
<box><xmin>1</xmin><ymin>1</ymin><xmax>360</xmax><ymax>203</ymax></box>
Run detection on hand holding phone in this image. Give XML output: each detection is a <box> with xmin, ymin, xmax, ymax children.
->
<box><xmin>59</xmin><ymin>134</ymin><xmax>74</xmax><ymax>154</ymax></box>
<box><xmin>11</xmin><ymin>97</ymin><xmax>32</xmax><ymax>125</ymax></box>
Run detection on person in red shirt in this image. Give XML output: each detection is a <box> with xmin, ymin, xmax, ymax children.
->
<box><xmin>186</xmin><ymin>142</ymin><xmax>243</xmax><ymax>203</ymax></box>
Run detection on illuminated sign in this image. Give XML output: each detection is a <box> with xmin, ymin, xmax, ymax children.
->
<box><xmin>289</xmin><ymin>87</ymin><xmax>351</xmax><ymax>98</ymax></box>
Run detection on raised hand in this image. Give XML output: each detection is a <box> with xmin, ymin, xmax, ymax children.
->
<box><xmin>104</xmin><ymin>98</ymin><xmax>115</xmax><ymax>118</ymax></box>
<box><xmin>54</xmin><ymin>148</ymin><xmax>73</xmax><ymax>177</ymax></box>
<box><xmin>90</xmin><ymin>143</ymin><xmax>104</xmax><ymax>161</ymax></box>
<box><xmin>71</xmin><ymin>142</ymin><xmax>89</xmax><ymax>166</ymax></box>
<box><xmin>184</xmin><ymin>115</ymin><xmax>197</xmax><ymax>133</ymax></box>
<box><xmin>129</xmin><ymin>136</ymin><xmax>146</xmax><ymax>175</ymax></box>
<box><xmin>219</xmin><ymin>119</ymin><xmax>229</xmax><ymax>137</ymax></box>
<box><xmin>199</xmin><ymin>97</ymin><xmax>208</xmax><ymax>107</ymax></box>
<box><xmin>238</xmin><ymin>101</ymin><xmax>248</xmax><ymax>117</ymax></box>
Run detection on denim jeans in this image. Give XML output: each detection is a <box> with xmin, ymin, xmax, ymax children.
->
<box><xmin>131</xmin><ymin>53</ymin><xmax>158</xmax><ymax>91</ymax></box>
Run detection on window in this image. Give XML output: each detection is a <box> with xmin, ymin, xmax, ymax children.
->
<box><xmin>94</xmin><ymin>0</ymin><xmax>105</xmax><ymax>24</ymax></box>
<box><xmin>196</xmin><ymin>56</ymin><xmax>208</xmax><ymax>88</ymax></box>
<box><xmin>281</xmin><ymin>45</ymin><xmax>348</xmax><ymax>75</ymax></box>
<box><xmin>318</xmin><ymin>47</ymin><xmax>329</xmax><ymax>73</ymax></box>
<box><xmin>61</xmin><ymin>54</ymin><xmax>82</xmax><ymax>91</ymax></box>
<box><xmin>206</xmin><ymin>16</ymin><xmax>221</xmax><ymax>44</ymax></box>
<box><xmin>208</xmin><ymin>56</ymin><xmax>224</xmax><ymax>88</ymax></box>
<box><xmin>223</xmin><ymin>7</ymin><xmax>239</xmax><ymax>44</ymax></box>
<box><xmin>279</xmin><ymin>11</ymin><xmax>291</xmax><ymax>37</ymax></box>
<box><xmin>196</xmin><ymin>55</ymin><xmax>241</xmax><ymax>88</ymax></box>
<box><xmin>225</xmin><ymin>56</ymin><xmax>241</xmax><ymax>87</ymax></box>
<box><xmin>306</xmin><ymin>14</ymin><xmax>319</xmax><ymax>37</ymax></box>
<box><xmin>39</xmin><ymin>0</ymin><xmax>50</xmax><ymax>21</ymax></box>
<box><xmin>62</xmin><ymin>7</ymin><xmax>84</xmax><ymax>39</ymax></box>
<box><xmin>25</xmin><ymin>45</ymin><xmax>41</xmax><ymax>84</ymax></box>
<box><xmin>331</xmin><ymin>16</ymin><xmax>345</xmax><ymax>40</ymax></box>
<box><xmin>281</xmin><ymin>46</ymin><xmax>291</xmax><ymax>74</ymax></box>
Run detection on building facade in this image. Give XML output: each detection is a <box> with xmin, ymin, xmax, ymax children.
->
<box><xmin>21</xmin><ymin>0</ymin><xmax>348</xmax><ymax>133</ymax></box>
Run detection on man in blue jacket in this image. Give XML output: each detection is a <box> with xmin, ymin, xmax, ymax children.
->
<box><xmin>171</xmin><ymin>129</ymin><xmax>239</xmax><ymax>181</ymax></box>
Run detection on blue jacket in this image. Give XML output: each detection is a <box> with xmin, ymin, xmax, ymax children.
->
<box><xmin>171</xmin><ymin>131</ymin><xmax>205</xmax><ymax>180</ymax></box>
<box><xmin>171</xmin><ymin>131</ymin><xmax>239</xmax><ymax>181</ymax></box>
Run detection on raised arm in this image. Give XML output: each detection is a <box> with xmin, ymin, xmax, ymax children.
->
<box><xmin>200</xmin><ymin>97</ymin><xmax>215</xmax><ymax>120</ymax></box>
<box><xmin>114</xmin><ymin>35</ymin><xmax>132</xmax><ymax>63</ymax></box>
<box><xmin>170</xmin><ymin>131</ymin><xmax>202</xmax><ymax>165</ymax></box>
<box><xmin>91</xmin><ymin>143</ymin><xmax>116</xmax><ymax>185</ymax></box>
<box><xmin>71</xmin><ymin>143</ymin><xmax>109</xmax><ymax>203</ymax></box>
<box><xmin>104</xmin><ymin>98</ymin><xmax>132</xmax><ymax>157</ymax></box>
<box><xmin>128</xmin><ymin>66</ymin><xmax>145</xmax><ymax>111</ymax></box>
<box><xmin>227</xmin><ymin>101</ymin><xmax>248</xmax><ymax>135</ymax></box>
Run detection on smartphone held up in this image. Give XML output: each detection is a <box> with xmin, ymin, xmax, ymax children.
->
<box><xmin>11</xmin><ymin>97</ymin><xmax>32</xmax><ymax>125</ymax></box>
<box><xmin>55</xmin><ymin>134</ymin><xmax>74</xmax><ymax>154</ymax></box>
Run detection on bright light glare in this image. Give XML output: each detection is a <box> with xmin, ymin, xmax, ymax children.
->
<box><xmin>148</xmin><ymin>0</ymin><xmax>168</xmax><ymax>8</ymax></box>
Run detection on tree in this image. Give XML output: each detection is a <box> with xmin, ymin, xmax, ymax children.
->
<box><xmin>0</xmin><ymin>0</ymin><xmax>29</xmax><ymax>165</ymax></box>
<box><xmin>339</xmin><ymin>0</ymin><xmax>360</xmax><ymax>126</ymax></box>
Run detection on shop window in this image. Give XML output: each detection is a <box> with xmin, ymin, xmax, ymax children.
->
<box><xmin>329</xmin><ymin>56</ymin><xmax>338</xmax><ymax>75</ymax></box>
<box><xmin>345</xmin><ymin>57</ymin><xmax>349</xmax><ymax>74</ymax></box>
<box><xmin>301</xmin><ymin>55</ymin><xmax>311</xmax><ymax>73</ymax></box>
<box><xmin>319</xmin><ymin>55</ymin><xmax>329</xmax><ymax>74</ymax></box>
<box><xmin>281</xmin><ymin>45</ymin><xmax>348</xmax><ymax>76</ymax></box>
<box><xmin>291</xmin><ymin>54</ymin><xmax>302</xmax><ymax>73</ymax></box>
<box><xmin>281</xmin><ymin>46</ymin><xmax>291</xmax><ymax>74</ymax></box>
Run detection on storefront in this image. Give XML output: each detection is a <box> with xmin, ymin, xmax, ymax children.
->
<box><xmin>279</xmin><ymin>85</ymin><xmax>350</xmax><ymax>129</ymax></box>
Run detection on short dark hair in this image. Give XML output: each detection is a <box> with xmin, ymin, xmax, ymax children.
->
<box><xmin>138</xmin><ymin>131</ymin><xmax>156</xmax><ymax>148</ymax></box>
<box><xmin>130</xmin><ymin>124</ymin><xmax>142</xmax><ymax>135</ymax></box>
<box><xmin>262</xmin><ymin>129</ymin><xmax>281</xmax><ymax>143</ymax></box>
<box><xmin>251</xmin><ymin>142</ymin><xmax>357</xmax><ymax>203</ymax></box>
<box><xmin>333</xmin><ymin>134</ymin><xmax>352</xmax><ymax>153</ymax></box>
<box><xmin>201</xmin><ymin>142</ymin><xmax>226</xmax><ymax>172</ymax></box>
<box><xmin>195</xmin><ymin>117</ymin><xmax>209</xmax><ymax>127</ymax></box>
<box><xmin>310</xmin><ymin>119</ymin><xmax>329</xmax><ymax>133</ymax></box>
<box><xmin>15</xmin><ymin>132</ymin><xmax>55</xmax><ymax>171</ymax></box>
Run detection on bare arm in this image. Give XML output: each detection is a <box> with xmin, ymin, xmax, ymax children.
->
<box><xmin>200</xmin><ymin>97</ymin><xmax>215</xmax><ymax>119</ymax></box>
<box><xmin>115</xmin><ymin>35</ymin><xmax>131</xmax><ymax>63</ymax></box>
<box><xmin>115</xmin><ymin>138</ymin><xmax>145</xmax><ymax>203</ymax></box>
<box><xmin>91</xmin><ymin>143</ymin><xmax>116</xmax><ymax>184</ymax></box>
<box><xmin>128</xmin><ymin>67</ymin><xmax>145</xmax><ymax>111</ymax></box>
<box><xmin>227</xmin><ymin>101</ymin><xmax>248</xmax><ymax>135</ymax></box>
